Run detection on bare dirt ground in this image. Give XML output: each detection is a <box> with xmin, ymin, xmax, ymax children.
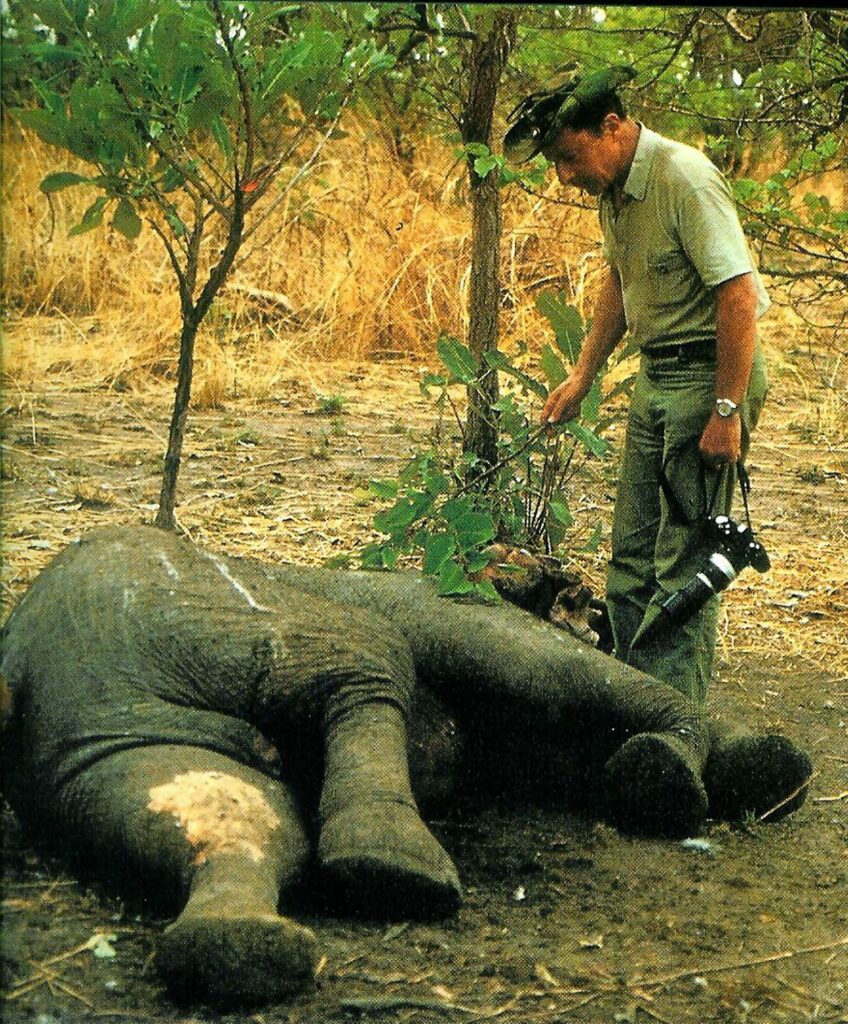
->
<box><xmin>1</xmin><ymin>325</ymin><xmax>847</xmax><ymax>1024</ymax></box>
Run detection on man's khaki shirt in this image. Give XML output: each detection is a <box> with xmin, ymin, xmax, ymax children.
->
<box><xmin>599</xmin><ymin>125</ymin><xmax>769</xmax><ymax>351</ymax></box>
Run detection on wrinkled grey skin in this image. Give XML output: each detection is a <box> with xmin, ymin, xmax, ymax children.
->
<box><xmin>0</xmin><ymin>526</ymin><xmax>811</xmax><ymax>1007</ymax></box>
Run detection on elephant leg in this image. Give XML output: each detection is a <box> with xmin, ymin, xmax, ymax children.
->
<box><xmin>58</xmin><ymin>745</ymin><xmax>316</xmax><ymax>1006</ymax></box>
<box><xmin>600</xmin><ymin>730</ymin><xmax>710</xmax><ymax>838</ymax></box>
<box><xmin>318</xmin><ymin>698</ymin><xmax>461</xmax><ymax>918</ymax></box>
<box><xmin>703</xmin><ymin>720</ymin><xmax>813</xmax><ymax>822</ymax></box>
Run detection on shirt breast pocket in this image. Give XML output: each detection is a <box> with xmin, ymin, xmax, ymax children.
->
<box><xmin>647</xmin><ymin>249</ymin><xmax>692</xmax><ymax>307</ymax></box>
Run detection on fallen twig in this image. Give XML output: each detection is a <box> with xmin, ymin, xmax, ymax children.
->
<box><xmin>341</xmin><ymin>995</ymin><xmax>473</xmax><ymax>1014</ymax></box>
<box><xmin>632</xmin><ymin>933</ymin><xmax>848</xmax><ymax>990</ymax></box>
<box><xmin>774</xmin><ymin>972</ymin><xmax>841</xmax><ymax>1007</ymax></box>
<box><xmin>757</xmin><ymin>770</ymin><xmax>820</xmax><ymax>821</ymax></box>
<box><xmin>813</xmin><ymin>789</ymin><xmax>848</xmax><ymax>803</ymax></box>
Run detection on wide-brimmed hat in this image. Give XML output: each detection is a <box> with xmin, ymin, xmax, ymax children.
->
<box><xmin>503</xmin><ymin>64</ymin><xmax>637</xmax><ymax>163</ymax></box>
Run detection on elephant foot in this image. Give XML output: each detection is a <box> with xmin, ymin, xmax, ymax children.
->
<box><xmin>602</xmin><ymin>733</ymin><xmax>709</xmax><ymax>838</ymax></box>
<box><xmin>157</xmin><ymin>909</ymin><xmax>317</xmax><ymax>1006</ymax></box>
<box><xmin>704</xmin><ymin>733</ymin><xmax>812</xmax><ymax>822</ymax></box>
<box><xmin>319</xmin><ymin>798</ymin><xmax>462</xmax><ymax>919</ymax></box>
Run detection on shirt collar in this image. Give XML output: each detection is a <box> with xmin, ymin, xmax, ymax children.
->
<box><xmin>620</xmin><ymin>123</ymin><xmax>657</xmax><ymax>201</ymax></box>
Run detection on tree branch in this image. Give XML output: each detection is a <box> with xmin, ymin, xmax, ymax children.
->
<box><xmin>637</xmin><ymin>10</ymin><xmax>703</xmax><ymax>90</ymax></box>
<box><xmin>211</xmin><ymin>0</ymin><xmax>255</xmax><ymax>188</ymax></box>
<box><xmin>109</xmin><ymin>70</ymin><xmax>232</xmax><ymax>222</ymax></box>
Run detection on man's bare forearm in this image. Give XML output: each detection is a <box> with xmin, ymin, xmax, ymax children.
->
<box><xmin>698</xmin><ymin>272</ymin><xmax>759</xmax><ymax>466</ymax></box>
<box><xmin>714</xmin><ymin>273</ymin><xmax>757</xmax><ymax>405</ymax></box>
<box><xmin>575</xmin><ymin>264</ymin><xmax>628</xmax><ymax>382</ymax></box>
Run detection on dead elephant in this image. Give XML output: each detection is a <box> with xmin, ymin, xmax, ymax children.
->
<box><xmin>0</xmin><ymin>526</ymin><xmax>811</xmax><ymax>1006</ymax></box>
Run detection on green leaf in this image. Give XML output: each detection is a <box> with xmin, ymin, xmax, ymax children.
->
<box><xmin>582</xmin><ymin>522</ymin><xmax>603</xmax><ymax>552</ymax></box>
<box><xmin>465</xmin><ymin>551</ymin><xmax>493</xmax><ymax>574</ymax></box>
<box><xmin>164</xmin><ymin>208</ymin><xmax>186</xmax><ymax>238</ymax></box>
<box><xmin>359</xmin><ymin>543</ymin><xmax>386</xmax><ymax>568</ymax></box>
<box><xmin>536</xmin><ymin>291</ymin><xmax>585</xmax><ymax>363</ymax></box>
<box><xmin>566</xmin><ymin>421</ymin><xmax>608</xmax><ymax>457</ymax></box>
<box><xmin>437</xmin><ymin>561</ymin><xmax>475</xmax><ymax>596</ymax></box>
<box><xmin>453</xmin><ymin>511</ymin><xmax>496</xmax><ymax>552</ymax></box>
<box><xmin>423</xmin><ymin>533</ymin><xmax>456</xmax><ymax>575</ymax></box>
<box><xmin>436</xmin><ymin>335</ymin><xmax>477</xmax><ymax>383</ymax></box>
<box><xmin>474</xmin><ymin>154</ymin><xmax>499</xmax><ymax>178</ymax></box>
<box><xmin>549</xmin><ymin>498</ymin><xmax>573</xmax><ymax>528</ymax></box>
<box><xmin>580</xmin><ymin>377</ymin><xmax>602</xmax><ymax>423</ymax></box>
<box><xmin>210</xmin><ymin>116</ymin><xmax>233</xmax><ymax>166</ymax></box>
<box><xmin>369</xmin><ymin>479</ymin><xmax>399</xmax><ymax>500</ymax></box>
<box><xmin>40</xmin><ymin>171</ymin><xmax>90</xmax><ymax>193</ymax></box>
<box><xmin>483</xmin><ymin>351</ymin><xmax>548</xmax><ymax>399</ymax></box>
<box><xmin>69</xmin><ymin>196</ymin><xmax>108</xmax><ymax>236</ymax></box>
<box><xmin>540</xmin><ymin>343</ymin><xmax>567</xmax><ymax>389</ymax></box>
<box><xmin>473</xmin><ymin>580</ymin><xmax>502</xmax><ymax>604</ymax></box>
<box><xmin>604</xmin><ymin>374</ymin><xmax>636</xmax><ymax>403</ymax></box>
<box><xmin>373</xmin><ymin>491</ymin><xmax>433</xmax><ymax>536</ymax></box>
<box><xmin>31</xmin><ymin>0</ymin><xmax>78</xmax><ymax>35</ymax></box>
<box><xmin>15</xmin><ymin>107</ymin><xmax>68</xmax><ymax>149</ymax></box>
<box><xmin>112</xmin><ymin>197</ymin><xmax>142</xmax><ymax>240</ymax></box>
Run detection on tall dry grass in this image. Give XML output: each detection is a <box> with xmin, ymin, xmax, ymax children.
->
<box><xmin>3</xmin><ymin>115</ymin><xmax>843</xmax><ymax>438</ymax></box>
<box><xmin>1</xmin><ymin>117</ymin><xmax>602</xmax><ymax>376</ymax></box>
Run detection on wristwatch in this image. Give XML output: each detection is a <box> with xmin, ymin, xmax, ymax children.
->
<box><xmin>715</xmin><ymin>397</ymin><xmax>739</xmax><ymax>418</ymax></box>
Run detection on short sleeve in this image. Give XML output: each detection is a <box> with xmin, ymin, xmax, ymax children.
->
<box><xmin>675</xmin><ymin>169</ymin><xmax>754</xmax><ymax>288</ymax></box>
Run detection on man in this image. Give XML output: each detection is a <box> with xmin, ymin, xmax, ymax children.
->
<box><xmin>504</xmin><ymin>68</ymin><xmax>769</xmax><ymax>703</ymax></box>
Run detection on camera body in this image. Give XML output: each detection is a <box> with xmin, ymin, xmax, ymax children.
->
<box><xmin>636</xmin><ymin>514</ymin><xmax>770</xmax><ymax>646</ymax></box>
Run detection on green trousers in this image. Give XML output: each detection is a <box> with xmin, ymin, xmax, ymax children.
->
<box><xmin>606</xmin><ymin>345</ymin><xmax>768</xmax><ymax>704</ymax></box>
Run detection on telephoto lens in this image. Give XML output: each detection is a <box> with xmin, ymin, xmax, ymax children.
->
<box><xmin>633</xmin><ymin>515</ymin><xmax>769</xmax><ymax>648</ymax></box>
<box><xmin>649</xmin><ymin>551</ymin><xmax>739</xmax><ymax>637</ymax></box>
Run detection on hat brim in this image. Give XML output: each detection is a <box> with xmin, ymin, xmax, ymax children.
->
<box><xmin>503</xmin><ymin>118</ymin><xmax>561</xmax><ymax>164</ymax></box>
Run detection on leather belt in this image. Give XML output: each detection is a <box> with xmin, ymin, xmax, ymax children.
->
<box><xmin>642</xmin><ymin>339</ymin><xmax>716</xmax><ymax>362</ymax></box>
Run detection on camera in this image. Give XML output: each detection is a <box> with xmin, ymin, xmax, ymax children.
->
<box><xmin>635</xmin><ymin>514</ymin><xmax>770</xmax><ymax>646</ymax></box>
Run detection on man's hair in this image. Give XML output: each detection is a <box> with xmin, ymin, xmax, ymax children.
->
<box><xmin>562</xmin><ymin>90</ymin><xmax>627</xmax><ymax>134</ymax></box>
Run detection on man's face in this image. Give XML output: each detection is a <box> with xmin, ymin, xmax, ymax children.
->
<box><xmin>544</xmin><ymin>122</ymin><xmax>621</xmax><ymax>196</ymax></box>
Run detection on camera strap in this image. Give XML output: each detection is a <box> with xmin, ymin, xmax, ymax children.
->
<box><xmin>707</xmin><ymin>461</ymin><xmax>754</xmax><ymax>530</ymax></box>
<box><xmin>659</xmin><ymin>448</ymin><xmax>753</xmax><ymax>528</ymax></box>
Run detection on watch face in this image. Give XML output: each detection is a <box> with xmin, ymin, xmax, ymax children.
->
<box><xmin>716</xmin><ymin>399</ymin><xmax>737</xmax><ymax>418</ymax></box>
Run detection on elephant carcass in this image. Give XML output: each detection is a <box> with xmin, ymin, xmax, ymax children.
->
<box><xmin>0</xmin><ymin>526</ymin><xmax>811</xmax><ymax>1006</ymax></box>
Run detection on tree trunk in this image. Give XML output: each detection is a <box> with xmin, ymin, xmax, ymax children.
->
<box><xmin>154</xmin><ymin>312</ymin><xmax>201</xmax><ymax>531</ymax></box>
<box><xmin>154</xmin><ymin>197</ymin><xmax>245</xmax><ymax>531</ymax></box>
<box><xmin>461</xmin><ymin>12</ymin><xmax>516</xmax><ymax>473</ymax></box>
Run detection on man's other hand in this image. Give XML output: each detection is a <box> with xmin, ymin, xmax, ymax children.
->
<box><xmin>699</xmin><ymin>411</ymin><xmax>742</xmax><ymax>467</ymax></box>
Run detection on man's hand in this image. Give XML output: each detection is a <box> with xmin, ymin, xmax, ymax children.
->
<box><xmin>699</xmin><ymin>411</ymin><xmax>742</xmax><ymax>467</ymax></box>
<box><xmin>540</xmin><ymin>371</ymin><xmax>592</xmax><ymax>427</ymax></box>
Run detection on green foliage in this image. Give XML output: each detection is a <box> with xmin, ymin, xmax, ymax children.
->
<box><xmin>362</xmin><ymin>297</ymin><xmax>613</xmax><ymax>595</ymax></box>
<box><xmin>731</xmin><ymin>134</ymin><xmax>847</xmax><ymax>293</ymax></box>
<box><xmin>511</xmin><ymin>9</ymin><xmax>847</xmax><ymax>298</ymax></box>
<box><xmin>455</xmin><ymin>142</ymin><xmax>549</xmax><ymax>189</ymax></box>
<box><xmin>7</xmin><ymin>1</ymin><xmax>395</xmax><ymax>242</ymax></box>
<box><xmin>5</xmin><ymin>1</ymin><xmax>399</xmax><ymax>528</ymax></box>
<box><xmin>315</xmin><ymin>394</ymin><xmax>346</xmax><ymax>416</ymax></box>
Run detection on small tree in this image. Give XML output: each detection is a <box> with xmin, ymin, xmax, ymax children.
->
<box><xmin>459</xmin><ymin>9</ymin><xmax>515</xmax><ymax>473</ymax></box>
<box><xmin>7</xmin><ymin>0</ymin><xmax>393</xmax><ymax>528</ymax></box>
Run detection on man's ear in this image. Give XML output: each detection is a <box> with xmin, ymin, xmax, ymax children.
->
<box><xmin>602</xmin><ymin>112</ymin><xmax>623</xmax><ymax>136</ymax></box>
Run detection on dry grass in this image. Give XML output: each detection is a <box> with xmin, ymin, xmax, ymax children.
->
<box><xmin>1</xmin><ymin>118</ymin><xmax>601</xmax><ymax>370</ymax></box>
<box><xmin>2</xmin><ymin>113</ymin><xmax>846</xmax><ymax>678</ymax></box>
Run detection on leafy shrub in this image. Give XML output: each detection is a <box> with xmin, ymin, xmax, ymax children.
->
<box><xmin>361</xmin><ymin>294</ymin><xmax>629</xmax><ymax>598</ymax></box>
